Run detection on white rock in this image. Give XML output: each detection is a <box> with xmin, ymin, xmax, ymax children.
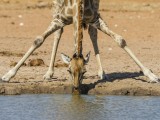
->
<box><xmin>19</xmin><ymin>23</ymin><xmax>24</xmax><ymax>26</ymax></box>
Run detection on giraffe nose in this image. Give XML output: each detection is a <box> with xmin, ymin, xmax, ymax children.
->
<box><xmin>74</xmin><ymin>87</ymin><xmax>79</xmax><ymax>90</ymax></box>
<box><xmin>72</xmin><ymin>86</ymin><xmax>80</xmax><ymax>94</ymax></box>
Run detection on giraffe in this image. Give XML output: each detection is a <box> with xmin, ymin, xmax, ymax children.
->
<box><xmin>61</xmin><ymin>0</ymin><xmax>91</xmax><ymax>93</ymax></box>
<box><xmin>1</xmin><ymin>0</ymin><xmax>159</xmax><ymax>87</ymax></box>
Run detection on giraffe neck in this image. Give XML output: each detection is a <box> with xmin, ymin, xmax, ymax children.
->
<box><xmin>77</xmin><ymin>0</ymin><xmax>83</xmax><ymax>56</ymax></box>
<box><xmin>72</xmin><ymin>0</ymin><xmax>83</xmax><ymax>56</ymax></box>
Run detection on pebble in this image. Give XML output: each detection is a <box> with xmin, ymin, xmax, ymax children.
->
<box><xmin>19</xmin><ymin>23</ymin><xmax>24</xmax><ymax>26</ymax></box>
<box><xmin>28</xmin><ymin>59</ymin><xmax>45</xmax><ymax>66</ymax></box>
<box><xmin>114</xmin><ymin>24</ymin><xmax>118</xmax><ymax>27</ymax></box>
<box><xmin>123</xmin><ymin>29</ymin><xmax>127</xmax><ymax>32</ymax></box>
<box><xmin>18</xmin><ymin>15</ymin><xmax>22</xmax><ymax>18</ymax></box>
<box><xmin>36</xmin><ymin>2</ymin><xmax>48</xmax><ymax>9</ymax></box>
<box><xmin>108</xmin><ymin>48</ymin><xmax>113</xmax><ymax>51</ymax></box>
<box><xmin>11</xmin><ymin>21</ymin><xmax>15</xmax><ymax>25</ymax></box>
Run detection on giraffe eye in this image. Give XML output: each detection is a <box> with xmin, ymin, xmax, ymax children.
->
<box><xmin>82</xmin><ymin>68</ymin><xmax>87</xmax><ymax>75</ymax></box>
<box><xmin>82</xmin><ymin>70</ymin><xmax>86</xmax><ymax>75</ymax></box>
<box><xmin>67</xmin><ymin>69</ymin><xmax>72</xmax><ymax>74</ymax></box>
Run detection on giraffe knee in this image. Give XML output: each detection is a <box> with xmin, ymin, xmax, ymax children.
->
<box><xmin>33</xmin><ymin>36</ymin><xmax>44</xmax><ymax>48</ymax></box>
<box><xmin>115</xmin><ymin>35</ymin><xmax>127</xmax><ymax>48</ymax></box>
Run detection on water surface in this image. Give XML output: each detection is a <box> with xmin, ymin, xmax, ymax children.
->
<box><xmin>0</xmin><ymin>95</ymin><xmax>160</xmax><ymax>120</ymax></box>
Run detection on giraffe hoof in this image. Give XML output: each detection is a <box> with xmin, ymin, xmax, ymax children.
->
<box><xmin>0</xmin><ymin>78</ymin><xmax>9</xmax><ymax>83</ymax></box>
<box><xmin>144</xmin><ymin>69</ymin><xmax>160</xmax><ymax>83</ymax></box>
<box><xmin>98</xmin><ymin>71</ymin><xmax>109</xmax><ymax>80</ymax></box>
<box><xmin>43</xmin><ymin>75</ymin><xmax>52</xmax><ymax>80</ymax></box>
<box><xmin>1</xmin><ymin>70</ymin><xmax>16</xmax><ymax>82</ymax></box>
<box><xmin>43</xmin><ymin>71</ymin><xmax>54</xmax><ymax>80</ymax></box>
<box><xmin>148</xmin><ymin>77</ymin><xmax>160</xmax><ymax>83</ymax></box>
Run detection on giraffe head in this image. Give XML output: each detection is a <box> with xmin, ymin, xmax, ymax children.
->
<box><xmin>61</xmin><ymin>52</ymin><xmax>90</xmax><ymax>94</ymax></box>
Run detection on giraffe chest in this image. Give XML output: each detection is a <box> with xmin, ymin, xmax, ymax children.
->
<box><xmin>83</xmin><ymin>8</ymin><xmax>97</xmax><ymax>23</ymax></box>
<box><xmin>83</xmin><ymin>0</ymin><xmax>99</xmax><ymax>23</ymax></box>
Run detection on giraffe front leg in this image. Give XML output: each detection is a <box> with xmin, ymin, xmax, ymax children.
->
<box><xmin>43</xmin><ymin>28</ymin><xmax>63</xmax><ymax>80</ymax></box>
<box><xmin>1</xmin><ymin>36</ymin><xmax>44</xmax><ymax>82</ymax></box>
<box><xmin>1</xmin><ymin>20</ymin><xmax>64</xmax><ymax>82</ymax></box>
<box><xmin>124</xmin><ymin>46</ymin><xmax>160</xmax><ymax>83</ymax></box>
<box><xmin>93</xmin><ymin>17</ymin><xmax>160</xmax><ymax>83</ymax></box>
<box><xmin>88</xmin><ymin>25</ymin><xmax>108</xmax><ymax>80</ymax></box>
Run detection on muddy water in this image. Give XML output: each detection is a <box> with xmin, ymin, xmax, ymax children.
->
<box><xmin>0</xmin><ymin>95</ymin><xmax>160</xmax><ymax>120</ymax></box>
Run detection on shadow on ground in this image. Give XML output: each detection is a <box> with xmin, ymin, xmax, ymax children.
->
<box><xmin>81</xmin><ymin>71</ymin><xmax>144</xmax><ymax>94</ymax></box>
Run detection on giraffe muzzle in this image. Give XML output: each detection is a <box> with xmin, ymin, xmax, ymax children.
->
<box><xmin>72</xmin><ymin>86</ymin><xmax>81</xmax><ymax>94</ymax></box>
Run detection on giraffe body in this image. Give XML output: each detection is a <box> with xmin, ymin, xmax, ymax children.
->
<box><xmin>1</xmin><ymin>0</ymin><xmax>159</xmax><ymax>92</ymax></box>
<box><xmin>52</xmin><ymin>0</ymin><xmax>99</xmax><ymax>25</ymax></box>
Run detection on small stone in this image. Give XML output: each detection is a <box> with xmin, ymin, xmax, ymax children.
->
<box><xmin>36</xmin><ymin>2</ymin><xmax>48</xmax><ymax>9</ymax></box>
<box><xmin>123</xmin><ymin>29</ymin><xmax>127</xmax><ymax>32</ymax></box>
<box><xmin>19</xmin><ymin>23</ymin><xmax>24</xmax><ymax>26</ymax></box>
<box><xmin>10</xmin><ymin>61</ymin><xmax>17</xmax><ymax>67</ymax></box>
<box><xmin>114</xmin><ymin>24</ymin><xmax>118</xmax><ymax>27</ymax></box>
<box><xmin>18</xmin><ymin>15</ymin><xmax>22</xmax><ymax>18</ymax></box>
<box><xmin>28</xmin><ymin>59</ymin><xmax>45</xmax><ymax>66</ymax></box>
<box><xmin>137</xmin><ymin>15</ymin><xmax>141</xmax><ymax>19</ymax></box>
<box><xmin>11</xmin><ymin>21</ymin><xmax>15</xmax><ymax>25</ymax></box>
<box><xmin>108</xmin><ymin>48</ymin><xmax>112</xmax><ymax>51</ymax></box>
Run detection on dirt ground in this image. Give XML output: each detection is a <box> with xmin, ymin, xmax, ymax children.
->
<box><xmin>0</xmin><ymin>0</ymin><xmax>160</xmax><ymax>95</ymax></box>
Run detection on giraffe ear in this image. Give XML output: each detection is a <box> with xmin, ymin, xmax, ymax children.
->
<box><xmin>61</xmin><ymin>53</ymin><xmax>71</xmax><ymax>64</ymax></box>
<box><xmin>84</xmin><ymin>51</ymin><xmax>91</xmax><ymax>64</ymax></box>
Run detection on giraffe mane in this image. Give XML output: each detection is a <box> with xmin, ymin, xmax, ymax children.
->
<box><xmin>77</xmin><ymin>0</ymin><xmax>83</xmax><ymax>56</ymax></box>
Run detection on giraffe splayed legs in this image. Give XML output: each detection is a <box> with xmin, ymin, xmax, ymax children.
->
<box><xmin>88</xmin><ymin>25</ymin><xmax>107</xmax><ymax>80</ymax></box>
<box><xmin>43</xmin><ymin>29</ymin><xmax>63</xmax><ymax>80</ymax></box>
<box><xmin>1</xmin><ymin>20</ymin><xmax>65</xmax><ymax>82</ymax></box>
<box><xmin>92</xmin><ymin>17</ymin><xmax>160</xmax><ymax>83</ymax></box>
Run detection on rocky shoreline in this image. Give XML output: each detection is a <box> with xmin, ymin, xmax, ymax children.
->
<box><xmin>1</xmin><ymin>79</ymin><xmax>160</xmax><ymax>96</ymax></box>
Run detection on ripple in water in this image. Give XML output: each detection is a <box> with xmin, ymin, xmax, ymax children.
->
<box><xmin>0</xmin><ymin>95</ymin><xmax>160</xmax><ymax>120</ymax></box>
